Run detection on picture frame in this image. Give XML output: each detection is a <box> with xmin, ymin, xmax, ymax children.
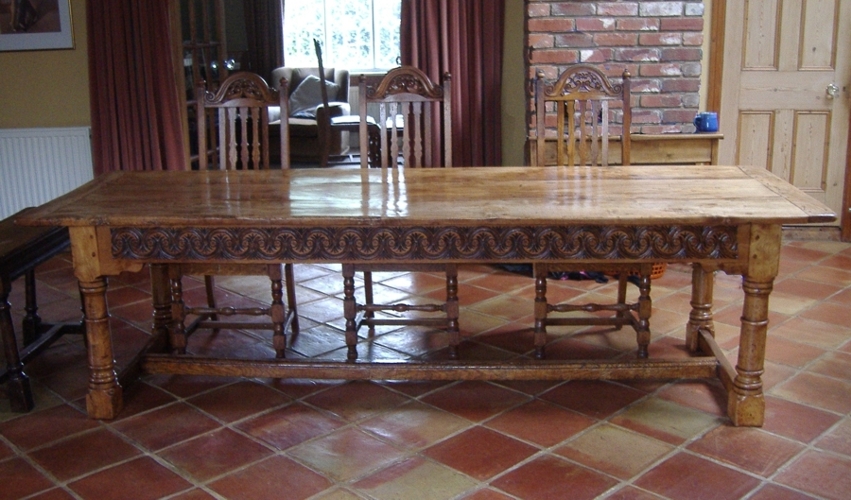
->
<box><xmin>0</xmin><ymin>0</ymin><xmax>74</xmax><ymax>52</ymax></box>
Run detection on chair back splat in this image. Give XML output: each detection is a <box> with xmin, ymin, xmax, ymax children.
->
<box><xmin>534</xmin><ymin>64</ymin><xmax>631</xmax><ymax>167</ymax></box>
<box><xmin>196</xmin><ymin>71</ymin><xmax>289</xmax><ymax>170</ymax></box>
<box><xmin>358</xmin><ymin>66</ymin><xmax>452</xmax><ymax>168</ymax></box>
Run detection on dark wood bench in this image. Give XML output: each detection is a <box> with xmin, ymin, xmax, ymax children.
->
<box><xmin>1</xmin><ymin>208</ymin><xmax>84</xmax><ymax>412</ymax></box>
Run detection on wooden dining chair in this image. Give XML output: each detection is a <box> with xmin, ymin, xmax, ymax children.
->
<box><xmin>166</xmin><ymin>71</ymin><xmax>298</xmax><ymax>358</ymax></box>
<box><xmin>531</xmin><ymin>64</ymin><xmax>654</xmax><ymax>360</ymax></box>
<box><xmin>344</xmin><ymin>66</ymin><xmax>459</xmax><ymax>360</ymax></box>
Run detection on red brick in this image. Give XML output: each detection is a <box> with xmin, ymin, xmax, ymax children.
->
<box><xmin>580</xmin><ymin>48</ymin><xmax>614</xmax><ymax>63</ymax></box>
<box><xmin>527</xmin><ymin>3</ymin><xmax>551</xmax><ymax>18</ymax></box>
<box><xmin>616</xmin><ymin>48</ymin><xmax>661</xmax><ymax>62</ymax></box>
<box><xmin>554</xmin><ymin>33</ymin><xmax>595</xmax><ymax>48</ymax></box>
<box><xmin>531</xmin><ymin>49</ymin><xmax>580</xmax><ymax>65</ymax></box>
<box><xmin>661</xmin><ymin>17</ymin><xmax>704</xmax><ymax>31</ymax></box>
<box><xmin>661</xmin><ymin>47</ymin><xmax>703</xmax><ymax>61</ymax></box>
<box><xmin>639</xmin><ymin>2</ymin><xmax>685</xmax><ymax>17</ymax></box>
<box><xmin>551</xmin><ymin>2</ymin><xmax>597</xmax><ymax>16</ymax></box>
<box><xmin>662</xmin><ymin>109</ymin><xmax>699</xmax><ymax>123</ymax></box>
<box><xmin>632</xmin><ymin>109</ymin><xmax>662</xmax><ymax>124</ymax></box>
<box><xmin>639</xmin><ymin>63</ymin><xmax>683</xmax><ymax>77</ymax></box>
<box><xmin>528</xmin><ymin>18</ymin><xmax>576</xmax><ymax>33</ymax></box>
<box><xmin>683</xmin><ymin>32</ymin><xmax>704</xmax><ymax>46</ymax></box>
<box><xmin>576</xmin><ymin>18</ymin><xmax>617</xmax><ymax>31</ymax></box>
<box><xmin>616</xmin><ymin>18</ymin><xmax>660</xmax><ymax>31</ymax></box>
<box><xmin>529</xmin><ymin>34</ymin><xmax>555</xmax><ymax>49</ymax></box>
<box><xmin>593</xmin><ymin>32</ymin><xmax>639</xmax><ymax>46</ymax></box>
<box><xmin>630</xmin><ymin>78</ymin><xmax>661</xmax><ymax>93</ymax></box>
<box><xmin>597</xmin><ymin>2</ymin><xmax>639</xmax><ymax>16</ymax></box>
<box><xmin>639</xmin><ymin>33</ymin><xmax>683</xmax><ymax>46</ymax></box>
<box><xmin>640</xmin><ymin>94</ymin><xmax>683</xmax><ymax>107</ymax></box>
<box><xmin>661</xmin><ymin>78</ymin><xmax>700</xmax><ymax>92</ymax></box>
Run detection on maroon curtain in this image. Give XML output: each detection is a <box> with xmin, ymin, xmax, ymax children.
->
<box><xmin>402</xmin><ymin>0</ymin><xmax>504</xmax><ymax>166</ymax></box>
<box><xmin>87</xmin><ymin>0</ymin><xmax>184</xmax><ymax>175</ymax></box>
<box><xmin>243</xmin><ymin>0</ymin><xmax>284</xmax><ymax>81</ymax></box>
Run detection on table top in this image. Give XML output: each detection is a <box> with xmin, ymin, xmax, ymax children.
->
<box><xmin>17</xmin><ymin>165</ymin><xmax>835</xmax><ymax>228</ymax></box>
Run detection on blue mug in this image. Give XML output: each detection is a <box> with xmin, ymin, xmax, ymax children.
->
<box><xmin>694</xmin><ymin>112</ymin><xmax>719</xmax><ymax>132</ymax></box>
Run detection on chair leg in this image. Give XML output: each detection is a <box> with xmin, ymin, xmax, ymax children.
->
<box><xmin>22</xmin><ymin>269</ymin><xmax>42</xmax><ymax>346</ymax></box>
<box><xmin>168</xmin><ymin>268</ymin><xmax>188</xmax><ymax>354</ymax></box>
<box><xmin>534</xmin><ymin>266</ymin><xmax>548</xmax><ymax>360</ymax></box>
<box><xmin>363</xmin><ymin>270</ymin><xmax>375</xmax><ymax>336</ymax></box>
<box><xmin>636</xmin><ymin>272</ymin><xmax>652</xmax><ymax>358</ymax></box>
<box><xmin>269</xmin><ymin>265</ymin><xmax>286</xmax><ymax>358</ymax></box>
<box><xmin>284</xmin><ymin>263</ymin><xmax>299</xmax><ymax>335</ymax></box>
<box><xmin>615</xmin><ymin>273</ymin><xmax>628</xmax><ymax>331</ymax></box>
<box><xmin>343</xmin><ymin>264</ymin><xmax>358</xmax><ymax>360</ymax></box>
<box><xmin>204</xmin><ymin>275</ymin><xmax>219</xmax><ymax>334</ymax></box>
<box><xmin>1</xmin><ymin>276</ymin><xmax>34</xmax><ymax>412</ymax></box>
<box><xmin>445</xmin><ymin>264</ymin><xmax>460</xmax><ymax>359</ymax></box>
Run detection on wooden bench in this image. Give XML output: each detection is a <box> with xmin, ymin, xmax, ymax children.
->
<box><xmin>1</xmin><ymin>208</ymin><xmax>84</xmax><ymax>412</ymax></box>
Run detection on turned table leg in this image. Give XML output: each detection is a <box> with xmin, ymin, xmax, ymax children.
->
<box><xmin>686</xmin><ymin>263</ymin><xmax>715</xmax><ymax>353</ymax></box>
<box><xmin>79</xmin><ymin>277</ymin><xmax>123</xmax><ymax>419</ymax></box>
<box><xmin>728</xmin><ymin>224</ymin><xmax>781</xmax><ymax>426</ymax></box>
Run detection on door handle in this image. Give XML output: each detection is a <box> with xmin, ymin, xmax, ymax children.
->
<box><xmin>826</xmin><ymin>83</ymin><xmax>839</xmax><ymax>99</ymax></box>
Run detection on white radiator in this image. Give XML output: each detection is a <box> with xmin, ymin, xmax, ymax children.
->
<box><xmin>0</xmin><ymin>127</ymin><xmax>94</xmax><ymax>220</ymax></box>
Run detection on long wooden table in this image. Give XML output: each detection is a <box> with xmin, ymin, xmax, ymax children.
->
<box><xmin>17</xmin><ymin>166</ymin><xmax>834</xmax><ymax>425</ymax></box>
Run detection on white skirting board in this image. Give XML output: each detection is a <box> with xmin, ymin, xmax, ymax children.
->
<box><xmin>0</xmin><ymin>127</ymin><xmax>94</xmax><ymax>220</ymax></box>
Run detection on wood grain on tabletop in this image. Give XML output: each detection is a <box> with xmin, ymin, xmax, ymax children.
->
<box><xmin>16</xmin><ymin>166</ymin><xmax>836</xmax><ymax>228</ymax></box>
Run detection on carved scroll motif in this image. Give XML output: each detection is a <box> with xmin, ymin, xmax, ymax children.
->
<box><xmin>112</xmin><ymin>225</ymin><xmax>739</xmax><ymax>262</ymax></box>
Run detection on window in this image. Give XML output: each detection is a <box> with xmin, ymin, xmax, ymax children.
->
<box><xmin>284</xmin><ymin>0</ymin><xmax>401</xmax><ymax>71</ymax></box>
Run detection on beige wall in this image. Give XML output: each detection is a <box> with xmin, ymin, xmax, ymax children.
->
<box><xmin>0</xmin><ymin>0</ymin><xmax>89</xmax><ymax>128</ymax></box>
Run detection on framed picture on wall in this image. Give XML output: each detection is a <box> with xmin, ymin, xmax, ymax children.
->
<box><xmin>0</xmin><ymin>0</ymin><xmax>74</xmax><ymax>52</ymax></box>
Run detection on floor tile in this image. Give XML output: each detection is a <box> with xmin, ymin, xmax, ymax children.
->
<box><xmin>770</xmin><ymin>372</ymin><xmax>851</xmax><ymax>414</ymax></box>
<box><xmin>0</xmin><ymin>403</ymin><xmax>98</xmax><ymax>451</ymax></box>
<box><xmin>353</xmin><ymin>456</ymin><xmax>478</xmax><ymax>500</ymax></box>
<box><xmin>746</xmin><ymin>483</ymin><xmax>819</xmax><ymax>500</ymax></box>
<box><xmin>303</xmin><ymin>381</ymin><xmax>410</xmax><ymax>423</ymax></box>
<box><xmin>208</xmin><ymin>455</ymin><xmax>332</xmax><ymax>500</ymax></box>
<box><xmin>555</xmin><ymin>423</ymin><xmax>674</xmax><ymax>479</ymax></box>
<box><xmin>67</xmin><ymin>456</ymin><xmax>192</xmax><ymax>500</ymax></box>
<box><xmin>686</xmin><ymin>425</ymin><xmax>805</xmax><ymax>477</ymax></box>
<box><xmin>359</xmin><ymin>400</ymin><xmax>471</xmax><ymax>450</ymax></box>
<box><xmin>111</xmin><ymin>402</ymin><xmax>221</xmax><ymax>451</ymax></box>
<box><xmin>187</xmin><ymin>380</ymin><xmax>291</xmax><ymax>423</ymax></box>
<box><xmin>634</xmin><ymin>452</ymin><xmax>761</xmax><ymax>500</ymax></box>
<box><xmin>157</xmin><ymin>428</ymin><xmax>274</xmax><ymax>482</ymax></box>
<box><xmin>457</xmin><ymin>488</ymin><xmax>516</xmax><ymax>500</ymax></box>
<box><xmin>813</xmin><ymin>417</ymin><xmax>851</xmax><ymax>457</ymax></box>
<box><xmin>540</xmin><ymin>380</ymin><xmax>645</xmax><ymax>419</ymax></box>
<box><xmin>761</xmin><ymin>396</ymin><xmax>842</xmax><ymax>443</ymax></box>
<box><xmin>655</xmin><ymin>379</ymin><xmax>727</xmax><ymax>417</ymax></box>
<box><xmin>610</xmin><ymin>396</ymin><xmax>722</xmax><ymax>445</ymax></box>
<box><xmin>484</xmin><ymin>399</ymin><xmax>596</xmax><ymax>447</ymax></box>
<box><xmin>28</xmin><ymin>428</ymin><xmax>142</xmax><ymax>482</ymax></box>
<box><xmin>806</xmin><ymin>351</ymin><xmax>851</xmax><ymax>381</ymax></box>
<box><xmin>287</xmin><ymin>427</ymin><xmax>406</xmax><ymax>482</ymax></box>
<box><xmin>236</xmin><ymin>401</ymin><xmax>344</xmax><ymax>451</ymax></box>
<box><xmin>0</xmin><ymin>457</ymin><xmax>56</xmax><ymax>500</ymax></box>
<box><xmin>774</xmin><ymin>450</ymin><xmax>851</xmax><ymax>500</ymax></box>
<box><xmin>490</xmin><ymin>454</ymin><xmax>617</xmax><ymax>500</ymax></box>
<box><xmin>420</xmin><ymin>381</ymin><xmax>531</xmax><ymax>422</ymax></box>
<box><xmin>423</xmin><ymin>426</ymin><xmax>538</xmax><ymax>481</ymax></box>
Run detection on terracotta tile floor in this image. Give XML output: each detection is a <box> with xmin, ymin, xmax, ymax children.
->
<box><xmin>2</xmin><ymin>239</ymin><xmax>850</xmax><ymax>500</ymax></box>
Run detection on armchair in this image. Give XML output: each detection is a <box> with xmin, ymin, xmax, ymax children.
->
<box><xmin>270</xmin><ymin>67</ymin><xmax>351</xmax><ymax>163</ymax></box>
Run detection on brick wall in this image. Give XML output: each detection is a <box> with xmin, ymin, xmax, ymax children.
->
<box><xmin>527</xmin><ymin>1</ymin><xmax>705</xmax><ymax>134</ymax></box>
